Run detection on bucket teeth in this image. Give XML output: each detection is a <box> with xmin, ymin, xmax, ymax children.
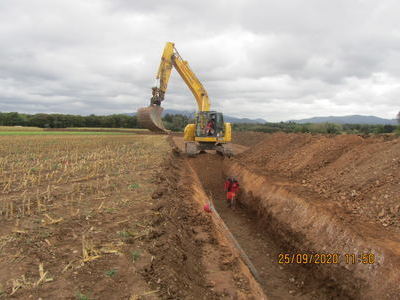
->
<box><xmin>137</xmin><ymin>106</ymin><xmax>169</xmax><ymax>133</ymax></box>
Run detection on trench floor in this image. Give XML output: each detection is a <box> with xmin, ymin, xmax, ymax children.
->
<box><xmin>188</xmin><ymin>153</ymin><xmax>350</xmax><ymax>300</ymax></box>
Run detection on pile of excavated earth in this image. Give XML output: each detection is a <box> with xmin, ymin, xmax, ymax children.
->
<box><xmin>235</xmin><ymin>132</ymin><xmax>400</xmax><ymax>230</ymax></box>
<box><xmin>172</xmin><ymin>132</ymin><xmax>400</xmax><ymax>299</ymax></box>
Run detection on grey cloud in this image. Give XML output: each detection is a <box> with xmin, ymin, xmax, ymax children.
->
<box><xmin>0</xmin><ymin>0</ymin><xmax>399</xmax><ymax>121</ymax></box>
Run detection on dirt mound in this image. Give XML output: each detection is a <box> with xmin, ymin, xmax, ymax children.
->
<box><xmin>232</xmin><ymin>131</ymin><xmax>269</xmax><ymax>147</ymax></box>
<box><xmin>237</xmin><ymin>133</ymin><xmax>400</xmax><ymax>231</ymax></box>
<box><xmin>141</xmin><ymin>153</ymin><xmax>215</xmax><ymax>299</ymax></box>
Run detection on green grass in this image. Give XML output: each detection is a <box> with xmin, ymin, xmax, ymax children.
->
<box><xmin>105</xmin><ymin>269</ymin><xmax>118</xmax><ymax>277</ymax></box>
<box><xmin>76</xmin><ymin>292</ymin><xmax>90</xmax><ymax>300</ymax></box>
<box><xmin>117</xmin><ymin>230</ymin><xmax>133</xmax><ymax>238</ymax></box>
<box><xmin>67</xmin><ymin>127</ymin><xmax>147</xmax><ymax>132</ymax></box>
<box><xmin>131</xmin><ymin>250</ymin><xmax>141</xmax><ymax>262</ymax></box>
<box><xmin>0</xmin><ymin>131</ymin><xmax>135</xmax><ymax>135</ymax></box>
<box><xmin>128</xmin><ymin>183</ymin><xmax>140</xmax><ymax>189</ymax></box>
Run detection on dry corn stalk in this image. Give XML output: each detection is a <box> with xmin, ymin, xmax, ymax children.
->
<box><xmin>82</xmin><ymin>235</ymin><xmax>101</xmax><ymax>263</ymax></box>
<box><xmin>10</xmin><ymin>275</ymin><xmax>29</xmax><ymax>296</ymax></box>
<box><xmin>43</xmin><ymin>213</ymin><xmax>63</xmax><ymax>225</ymax></box>
<box><xmin>34</xmin><ymin>263</ymin><xmax>53</xmax><ymax>286</ymax></box>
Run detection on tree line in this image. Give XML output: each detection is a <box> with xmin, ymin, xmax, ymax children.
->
<box><xmin>0</xmin><ymin>112</ymin><xmax>138</xmax><ymax>128</ymax></box>
<box><xmin>0</xmin><ymin>112</ymin><xmax>191</xmax><ymax>131</ymax></box>
<box><xmin>0</xmin><ymin>111</ymin><xmax>399</xmax><ymax>134</ymax></box>
<box><xmin>232</xmin><ymin>122</ymin><xmax>399</xmax><ymax>135</ymax></box>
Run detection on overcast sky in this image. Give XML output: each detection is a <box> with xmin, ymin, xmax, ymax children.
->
<box><xmin>1</xmin><ymin>0</ymin><xmax>399</xmax><ymax>121</ymax></box>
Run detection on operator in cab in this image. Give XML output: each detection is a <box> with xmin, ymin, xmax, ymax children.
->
<box><xmin>205</xmin><ymin>116</ymin><xmax>216</xmax><ymax>136</ymax></box>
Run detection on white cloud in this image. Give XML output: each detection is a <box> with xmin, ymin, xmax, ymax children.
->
<box><xmin>0</xmin><ymin>0</ymin><xmax>399</xmax><ymax>121</ymax></box>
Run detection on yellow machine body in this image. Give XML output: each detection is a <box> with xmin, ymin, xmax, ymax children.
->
<box><xmin>184</xmin><ymin>122</ymin><xmax>232</xmax><ymax>143</ymax></box>
<box><xmin>138</xmin><ymin>42</ymin><xmax>233</xmax><ymax>156</ymax></box>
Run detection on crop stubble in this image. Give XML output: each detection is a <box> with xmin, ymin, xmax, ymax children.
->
<box><xmin>0</xmin><ymin>135</ymin><xmax>170</xmax><ymax>298</ymax></box>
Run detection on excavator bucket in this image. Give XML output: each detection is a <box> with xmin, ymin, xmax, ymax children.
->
<box><xmin>137</xmin><ymin>106</ymin><xmax>169</xmax><ymax>133</ymax></box>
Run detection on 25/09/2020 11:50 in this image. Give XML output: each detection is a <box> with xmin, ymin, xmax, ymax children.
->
<box><xmin>277</xmin><ymin>253</ymin><xmax>375</xmax><ymax>264</ymax></box>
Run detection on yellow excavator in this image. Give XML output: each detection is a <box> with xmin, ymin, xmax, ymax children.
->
<box><xmin>137</xmin><ymin>42</ymin><xmax>232</xmax><ymax>156</ymax></box>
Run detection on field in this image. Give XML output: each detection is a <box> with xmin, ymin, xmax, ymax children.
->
<box><xmin>0</xmin><ymin>135</ymin><xmax>171</xmax><ymax>298</ymax></box>
<box><xmin>0</xmin><ymin>133</ymin><xmax>262</xmax><ymax>299</ymax></box>
<box><xmin>0</xmin><ymin>127</ymin><xmax>43</xmax><ymax>131</ymax></box>
<box><xmin>1</xmin><ymin>131</ymin><xmax>400</xmax><ymax>299</ymax></box>
<box><xmin>0</xmin><ymin>126</ymin><xmax>147</xmax><ymax>135</ymax></box>
<box><xmin>0</xmin><ymin>132</ymin><xmax>136</xmax><ymax>136</ymax></box>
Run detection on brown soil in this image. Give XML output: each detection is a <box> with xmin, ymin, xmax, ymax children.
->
<box><xmin>232</xmin><ymin>131</ymin><xmax>269</xmax><ymax>147</ymax></box>
<box><xmin>3</xmin><ymin>131</ymin><xmax>399</xmax><ymax>298</ymax></box>
<box><xmin>172</xmin><ymin>133</ymin><xmax>400</xmax><ymax>299</ymax></box>
<box><xmin>140</xmin><ymin>148</ymin><xmax>265</xmax><ymax>299</ymax></box>
<box><xmin>237</xmin><ymin>132</ymin><xmax>400</xmax><ymax>232</ymax></box>
<box><xmin>187</xmin><ymin>153</ymin><xmax>351</xmax><ymax>299</ymax></box>
<box><xmin>43</xmin><ymin>128</ymin><xmax>158</xmax><ymax>134</ymax></box>
<box><xmin>0</xmin><ymin>134</ymin><xmax>265</xmax><ymax>299</ymax></box>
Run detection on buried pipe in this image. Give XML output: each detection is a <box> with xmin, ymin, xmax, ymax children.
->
<box><xmin>207</xmin><ymin>195</ymin><xmax>261</xmax><ymax>283</ymax></box>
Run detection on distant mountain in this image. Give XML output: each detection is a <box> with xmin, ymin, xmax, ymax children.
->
<box><xmin>128</xmin><ymin>109</ymin><xmax>266</xmax><ymax>124</ymax></box>
<box><xmin>289</xmin><ymin>115</ymin><xmax>397</xmax><ymax>125</ymax></box>
<box><xmin>224</xmin><ymin>116</ymin><xmax>267</xmax><ymax>124</ymax></box>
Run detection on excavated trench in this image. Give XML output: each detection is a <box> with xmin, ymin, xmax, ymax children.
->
<box><xmin>188</xmin><ymin>153</ymin><xmax>352</xmax><ymax>299</ymax></box>
<box><xmin>185</xmin><ymin>150</ymin><xmax>400</xmax><ymax>300</ymax></box>
<box><xmin>169</xmin><ymin>134</ymin><xmax>400</xmax><ymax>299</ymax></box>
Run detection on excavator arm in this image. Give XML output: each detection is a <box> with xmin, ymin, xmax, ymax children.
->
<box><xmin>150</xmin><ymin>42</ymin><xmax>174</xmax><ymax>106</ymax></box>
<box><xmin>138</xmin><ymin>42</ymin><xmax>210</xmax><ymax>132</ymax></box>
<box><xmin>171</xmin><ymin>46</ymin><xmax>210</xmax><ymax>112</ymax></box>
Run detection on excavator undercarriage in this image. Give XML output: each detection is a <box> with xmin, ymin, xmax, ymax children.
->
<box><xmin>185</xmin><ymin>142</ymin><xmax>233</xmax><ymax>157</ymax></box>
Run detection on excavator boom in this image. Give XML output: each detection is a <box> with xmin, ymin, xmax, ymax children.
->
<box><xmin>137</xmin><ymin>42</ymin><xmax>210</xmax><ymax>132</ymax></box>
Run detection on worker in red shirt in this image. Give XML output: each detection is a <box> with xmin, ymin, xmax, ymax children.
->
<box><xmin>225</xmin><ymin>178</ymin><xmax>240</xmax><ymax>209</ymax></box>
<box><xmin>205</xmin><ymin>118</ymin><xmax>215</xmax><ymax>136</ymax></box>
<box><xmin>224</xmin><ymin>177</ymin><xmax>233</xmax><ymax>206</ymax></box>
<box><xmin>224</xmin><ymin>177</ymin><xmax>233</xmax><ymax>193</ymax></box>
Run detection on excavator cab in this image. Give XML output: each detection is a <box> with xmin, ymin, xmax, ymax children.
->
<box><xmin>195</xmin><ymin>111</ymin><xmax>224</xmax><ymax>138</ymax></box>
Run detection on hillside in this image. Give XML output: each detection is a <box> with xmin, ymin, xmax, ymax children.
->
<box><xmin>290</xmin><ymin>115</ymin><xmax>397</xmax><ymax>125</ymax></box>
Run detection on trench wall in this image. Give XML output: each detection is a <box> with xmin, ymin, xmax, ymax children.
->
<box><xmin>185</xmin><ymin>160</ymin><xmax>267</xmax><ymax>299</ymax></box>
<box><xmin>224</xmin><ymin>160</ymin><xmax>400</xmax><ymax>299</ymax></box>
